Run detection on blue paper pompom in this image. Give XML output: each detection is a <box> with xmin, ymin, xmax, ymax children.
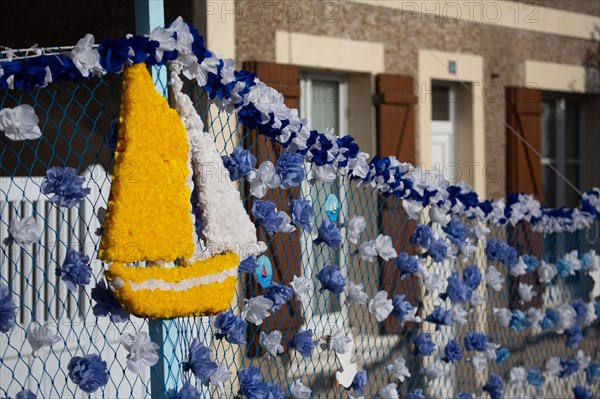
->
<box><xmin>238</xmin><ymin>367</ymin><xmax>267</xmax><ymax>399</ymax></box>
<box><xmin>482</xmin><ymin>374</ymin><xmax>503</xmax><ymax>399</ymax></box>
<box><xmin>463</xmin><ymin>332</ymin><xmax>488</xmax><ymax>352</ymax></box>
<box><xmin>55</xmin><ymin>249</ymin><xmax>92</xmax><ymax>292</ymax></box>
<box><xmin>91</xmin><ymin>280</ymin><xmax>130</xmax><ymax>323</ymax></box>
<box><xmin>527</xmin><ymin>367</ymin><xmax>545</xmax><ymax>389</ymax></box>
<box><xmin>396</xmin><ymin>253</ymin><xmax>420</xmax><ymax>279</ymax></box>
<box><xmin>176</xmin><ymin>381</ymin><xmax>201</xmax><ymax>399</ymax></box>
<box><xmin>462</xmin><ymin>266</ymin><xmax>482</xmax><ymax>290</ymax></box>
<box><xmin>289</xmin><ymin>199</ymin><xmax>313</xmax><ymax>231</ymax></box>
<box><xmin>314</xmin><ymin>219</ymin><xmax>342</xmax><ymax>248</ymax></box>
<box><xmin>410</xmin><ymin>224</ymin><xmax>434</xmax><ymax>248</ymax></box>
<box><xmin>41</xmin><ymin>167</ymin><xmax>91</xmax><ymax>208</ymax></box>
<box><xmin>275</xmin><ymin>151</ymin><xmax>305</xmax><ymax>189</ymax></box>
<box><xmin>425</xmin><ymin>305</ymin><xmax>453</xmax><ymax>330</ymax></box>
<box><xmin>444</xmin><ymin>340</ymin><xmax>463</xmax><ymax>363</ymax></box>
<box><xmin>317</xmin><ymin>265</ymin><xmax>346</xmax><ymax>294</ymax></box>
<box><xmin>0</xmin><ymin>284</ymin><xmax>17</xmax><ymax>333</ymax></box>
<box><xmin>222</xmin><ymin>146</ymin><xmax>257</xmax><ymax>181</ymax></box>
<box><xmin>252</xmin><ymin>200</ymin><xmax>283</xmax><ymax>233</ymax></box>
<box><xmin>185</xmin><ymin>338</ymin><xmax>217</xmax><ymax>384</ymax></box>
<box><xmin>406</xmin><ymin>389</ymin><xmax>426</xmax><ymax>399</ymax></box>
<box><xmin>412</xmin><ymin>333</ymin><xmax>435</xmax><ymax>357</ymax></box>
<box><xmin>350</xmin><ymin>370</ymin><xmax>367</xmax><ymax>394</ymax></box>
<box><xmin>263</xmin><ymin>283</ymin><xmax>293</xmax><ymax>312</ymax></box>
<box><xmin>67</xmin><ymin>354</ymin><xmax>109</xmax><ymax>393</ymax></box>
<box><xmin>289</xmin><ymin>329</ymin><xmax>317</xmax><ymax>358</ymax></box>
<box><xmin>214</xmin><ymin>310</ymin><xmax>247</xmax><ymax>345</ymax></box>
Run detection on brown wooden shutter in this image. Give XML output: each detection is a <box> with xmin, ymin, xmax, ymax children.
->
<box><xmin>242</xmin><ymin>61</ymin><xmax>303</xmax><ymax>356</ymax></box>
<box><xmin>505</xmin><ymin>87</ymin><xmax>544</xmax><ymax>309</ymax></box>
<box><xmin>375</xmin><ymin>74</ymin><xmax>420</xmax><ymax>333</ymax></box>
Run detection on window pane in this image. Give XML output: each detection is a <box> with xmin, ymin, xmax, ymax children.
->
<box><xmin>542</xmin><ymin>163</ymin><xmax>557</xmax><ymax>208</ymax></box>
<box><xmin>310</xmin><ymin>79</ymin><xmax>339</xmax><ymax>133</ymax></box>
<box><xmin>431</xmin><ymin>86</ymin><xmax>450</xmax><ymax>121</ymax></box>
<box><xmin>565</xmin><ymin>101</ymin><xmax>580</xmax><ymax>159</ymax></box>
<box><xmin>541</xmin><ymin>100</ymin><xmax>556</xmax><ymax>159</ymax></box>
<box><xmin>564</xmin><ymin>164</ymin><xmax>580</xmax><ymax>208</ymax></box>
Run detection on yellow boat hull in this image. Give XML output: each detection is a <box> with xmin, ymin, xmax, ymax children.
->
<box><xmin>105</xmin><ymin>253</ymin><xmax>239</xmax><ymax>319</ymax></box>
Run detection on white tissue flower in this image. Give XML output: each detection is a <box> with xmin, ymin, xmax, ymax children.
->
<box><xmin>425</xmin><ymin>364</ymin><xmax>443</xmax><ymax>381</ymax></box>
<box><xmin>379</xmin><ymin>383</ymin><xmax>399</xmax><ymax>399</ymax></box>
<box><xmin>510</xmin><ymin>258</ymin><xmax>527</xmax><ymax>277</ymax></box>
<box><xmin>26</xmin><ymin>323</ymin><xmax>61</xmax><ymax>356</ymax></box>
<box><xmin>518</xmin><ymin>283</ymin><xmax>536</xmax><ymax>303</ymax></box>
<box><xmin>248</xmin><ymin>161</ymin><xmax>281</xmax><ymax>198</ymax></box>
<box><xmin>472</xmin><ymin>353</ymin><xmax>487</xmax><ymax>374</ymax></box>
<box><xmin>546</xmin><ymin>357</ymin><xmax>561</xmax><ymax>377</ymax></box>
<box><xmin>386</xmin><ymin>356</ymin><xmax>411</xmax><ymax>382</ymax></box>
<box><xmin>6</xmin><ymin>216</ymin><xmax>41</xmax><ymax>247</ymax></box>
<box><xmin>69</xmin><ymin>34</ymin><xmax>105</xmax><ymax>77</ymax></box>
<box><xmin>277</xmin><ymin>211</ymin><xmax>296</xmax><ymax>233</ymax></box>
<box><xmin>375</xmin><ymin>235</ymin><xmax>397</xmax><ymax>261</ymax></box>
<box><xmin>210</xmin><ymin>363</ymin><xmax>233</xmax><ymax>395</ymax></box>
<box><xmin>290</xmin><ymin>275</ymin><xmax>312</xmax><ymax>307</ymax></box>
<box><xmin>358</xmin><ymin>240</ymin><xmax>378</xmax><ymax>262</ymax></box>
<box><xmin>0</xmin><ymin>105</ymin><xmax>42</xmax><ymax>141</ymax></box>
<box><xmin>452</xmin><ymin>304</ymin><xmax>468</xmax><ymax>325</ymax></box>
<box><xmin>402</xmin><ymin>200</ymin><xmax>423</xmax><ymax>220</ymax></box>
<box><xmin>120</xmin><ymin>331</ymin><xmax>160</xmax><ymax>374</ymax></box>
<box><xmin>261</xmin><ymin>330</ymin><xmax>284</xmax><ymax>358</ymax></box>
<box><xmin>538</xmin><ymin>261</ymin><xmax>557</xmax><ymax>283</ymax></box>
<box><xmin>290</xmin><ymin>380</ymin><xmax>312</xmax><ymax>399</ymax></box>
<box><xmin>320</xmin><ymin>329</ymin><xmax>352</xmax><ymax>355</ymax></box>
<box><xmin>344</xmin><ymin>281</ymin><xmax>368</xmax><ymax>305</ymax></box>
<box><xmin>486</xmin><ymin>266</ymin><xmax>504</xmax><ymax>291</ymax></box>
<box><xmin>509</xmin><ymin>366</ymin><xmax>528</xmax><ymax>389</ymax></box>
<box><xmin>368</xmin><ymin>291</ymin><xmax>394</xmax><ymax>322</ymax></box>
<box><xmin>241</xmin><ymin>296</ymin><xmax>273</xmax><ymax>326</ymax></box>
<box><xmin>344</xmin><ymin>216</ymin><xmax>366</xmax><ymax>244</ymax></box>
<box><xmin>493</xmin><ymin>308</ymin><xmax>512</xmax><ymax>328</ymax></box>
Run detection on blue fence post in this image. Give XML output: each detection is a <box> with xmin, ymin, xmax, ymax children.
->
<box><xmin>134</xmin><ymin>1</ymin><xmax>179</xmax><ymax>397</ymax></box>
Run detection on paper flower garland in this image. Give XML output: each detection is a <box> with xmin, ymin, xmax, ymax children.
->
<box><xmin>120</xmin><ymin>331</ymin><xmax>159</xmax><ymax>374</ymax></box>
<box><xmin>0</xmin><ymin>104</ymin><xmax>41</xmax><ymax>141</ymax></box>
<box><xmin>67</xmin><ymin>354</ymin><xmax>109</xmax><ymax>393</ymax></box>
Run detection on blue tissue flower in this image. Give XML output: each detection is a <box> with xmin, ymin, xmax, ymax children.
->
<box><xmin>239</xmin><ymin>257</ymin><xmax>259</xmax><ymax>274</ymax></box>
<box><xmin>391</xmin><ymin>294</ymin><xmax>416</xmax><ymax>321</ymax></box>
<box><xmin>264</xmin><ymin>283</ymin><xmax>293</xmax><ymax>312</ymax></box>
<box><xmin>222</xmin><ymin>146</ymin><xmax>256</xmax><ymax>181</ymax></box>
<box><xmin>509</xmin><ymin>310</ymin><xmax>531</xmax><ymax>333</ymax></box>
<box><xmin>252</xmin><ymin>200</ymin><xmax>283</xmax><ymax>233</ymax></box>
<box><xmin>238</xmin><ymin>367</ymin><xmax>268</xmax><ymax>399</ymax></box>
<box><xmin>410</xmin><ymin>224</ymin><xmax>434</xmax><ymax>248</ymax></box>
<box><xmin>289</xmin><ymin>329</ymin><xmax>317</xmax><ymax>358</ymax></box>
<box><xmin>463</xmin><ymin>332</ymin><xmax>488</xmax><ymax>352</ymax></box>
<box><xmin>265</xmin><ymin>381</ymin><xmax>284</xmax><ymax>399</ymax></box>
<box><xmin>214</xmin><ymin>310</ymin><xmax>247</xmax><ymax>345</ymax></box>
<box><xmin>444</xmin><ymin>219</ymin><xmax>469</xmax><ymax>247</ymax></box>
<box><xmin>573</xmin><ymin>386</ymin><xmax>592</xmax><ymax>399</ymax></box>
<box><xmin>482</xmin><ymin>374</ymin><xmax>503</xmax><ymax>399</ymax></box>
<box><xmin>41</xmin><ymin>167</ymin><xmax>91</xmax><ymax>208</ymax></box>
<box><xmin>462</xmin><ymin>266</ymin><xmax>482</xmax><ymax>290</ymax></box>
<box><xmin>185</xmin><ymin>338</ymin><xmax>217</xmax><ymax>384</ymax></box>
<box><xmin>444</xmin><ymin>340</ymin><xmax>463</xmax><ymax>363</ymax></box>
<box><xmin>412</xmin><ymin>333</ymin><xmax>435</xmax><ymax>357</ymax></box>
<box><xmin>406</xmin><ymin>389</ymin><xmax>425</xmax><ymax>399</ymax></box>
<box><xmin>15</xmin><ymin>390</ymin><xmax>36</xmax><ymax>399</ymax></box>
<box><xmin>527</xmin><ymin>368</ymin><xmax>545</xmax><ymax>389</ymax></box>
<box><xmin>595</xmin><ymin>300</ymin><xmax>600</xmax><ymax>318</ymax></box>
<box><xmin>541</xmin><ymin>308</ymin><xmax>559</xmax><ymax>331</ymax></box>
<box><xmin>565</xmin><ymin>326</ymin><xmax>583</xmax><ymax>349</ymax></box>
<box><xmin>456</xmin><ymin>393</ymin><xmax>472</xmax><ymax>399</ymax></box>
<box><xmin>557</xmin><ymin>259</ymin><xmax>573</xmax><ymax>278</ymax></box>
<box><xmin>176</xmin><ymin>381</ymin><xmax>200</xmax><ymax>399</ymax></box>
<box><xmin>67</xmin><ymin>354</ymin><xmax>109</xmax><ymax>393</ymax></box>
<box><xmin>350</xmin><ymin>370</ymin><xmax>367</xmax><ymax>394</ymax></box>
<box><xmin>571</xmin><ymin>300</ymin><xmax>588</xmax><ymax>324</ymax></box>
<box><xmin>0</xmin><ymin>284</ymin><xmax>17</xmax><ymax>333</ymax></box>
<box><xmin>522</xmin><ymin>255</ymin><xmax>540</xmax><ymax>272</ymax></box>
<box><xmin>317</xmin><ymin>265</ymin><xmax>346</xmax><ymax>294</ymax></box>
<box><xmin>314</xmin><ymin>219</ymin><xmax>342</xmax><ymax>247</ymax></box>
<box><xmin>586</xmin><ymin>363</ymin><xmax>600</xmax><ymax>384</ymax></box>
<box><xmin>559</xmin><ymin>358</ymin><xmax>579</xmax><ymax>377</ymax></box>
<box><xmin>275</xmin><ymin>151</ymin><xmax>305</xmax><ymax>189</ymax></box>
<box><xmin>425</xmin><ymin>305</ymin><xmax>452</xmax><ymax>330</ymax></box>
<box><xmin>486</xmin><ymin>240</ymin><xmax>518</xmax><ymax>268</ymax></box>
<box><xmin>443</xmin><ymin>274</ymin><xmax>472</xmax><ymax>305</ymax></box>
<box><xmin>290</xmin><ymin>199</ymin><xmax>313</xmax><ymax>231</ymax></box>
<box><xmin>55</xmin><ymin>249</ymin><xmax>92</xmax><ymax>292</ymax></box>
<box><xmin>91</xmin><ymin>280</ymin><xmax>130</xmax><ymax>323</ymax></box>
<box><xmin>396</xmin><ymin>253</ymin><xmax>420</xmax><ymax>279</ymax></box>
<box><xmin>495</xmin><ymin>347</ymin><xmax>510</xmax><ymax>364</ymax></box>
<box><xmin>427</xmin><ymin>239</ymin><xmax>447</xmax><ymax>263</ymax></box>
<box><xmin>98</xmin><ymin>38</ymin><xmax>131</xmax><ymax>74</ymax></box>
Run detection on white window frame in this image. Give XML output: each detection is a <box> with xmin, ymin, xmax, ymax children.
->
<box><xmin>540</xmin><ymin>94</ymin><xmax>585</xmax><ymax>208</ymax></box>
<box><xmin>299</xmin><ymin>71</ymin><xmax>349</xmax><ymax>336</ymax></box>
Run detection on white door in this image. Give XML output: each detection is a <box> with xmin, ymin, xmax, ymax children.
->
<box><xmin>430</xmin><ymin>84</ymin><xmax>456</xmax><ymax>181</ymax></box>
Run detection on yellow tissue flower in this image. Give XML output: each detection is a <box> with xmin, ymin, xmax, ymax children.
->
<box><xmin>98</xmin><ymin>63</ymin><xmax>194</xmax><ymax>263</ymax></box>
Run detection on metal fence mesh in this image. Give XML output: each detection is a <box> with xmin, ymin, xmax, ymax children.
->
<box><xmin>1</xmin><ymin>65</ymin><xmax>599</xmax><ymax>399</ymax></box>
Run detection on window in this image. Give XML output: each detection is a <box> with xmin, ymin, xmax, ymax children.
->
<box><xmin>299</xmin><ymin>72</ymin><xmax>349</xmax><ymax>333</ymax></box>
<box><xmin>541</xmin><ymin>95</ymin><xmax>584</xmax><ymax>208</ymax></box>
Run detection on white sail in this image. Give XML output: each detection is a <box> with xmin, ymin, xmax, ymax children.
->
<box><xmin>170</xmin><ymin>64</ymin><xmax>266</xmax><ymax>261</ymax></box>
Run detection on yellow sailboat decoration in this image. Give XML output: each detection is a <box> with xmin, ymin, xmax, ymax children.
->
<box><xmin>99</xmin><ymin>63</ymin><xmax>264</xmax><ymax>319</ymax></box>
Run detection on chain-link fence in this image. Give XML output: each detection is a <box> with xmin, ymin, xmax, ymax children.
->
<box><xmin>1</xmin><ymin>63</ymin><xmax>599</xmax><ymax>399</ymax></box>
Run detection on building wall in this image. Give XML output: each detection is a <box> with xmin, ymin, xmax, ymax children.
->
<box><xmin>235</xmin><ymin>0</ymin><xmax>599</xmax><ymax>199</ymax></box>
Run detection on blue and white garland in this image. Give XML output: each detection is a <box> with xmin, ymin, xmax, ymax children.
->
<box><xmin>1</xmin><ymin>17</ymin><xmax>600</xmax><ymax>234</ymax></box>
